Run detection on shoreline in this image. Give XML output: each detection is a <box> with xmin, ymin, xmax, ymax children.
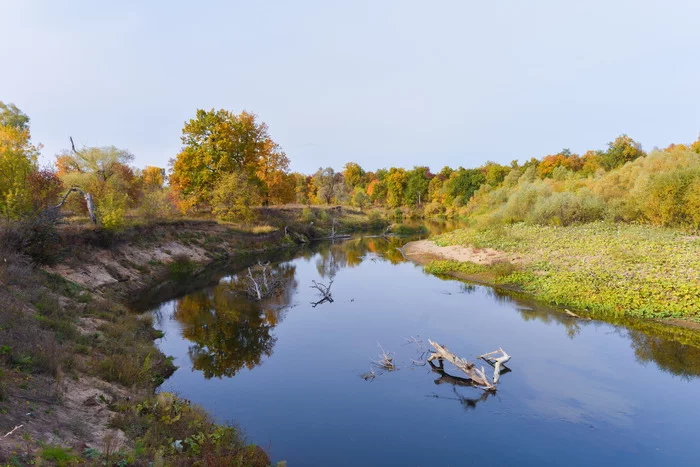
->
<box><xmin>1</xmin><ymin>207</ymin><xmax>385</xmax><ymax>464</ymax></box>
<box><xmin>403</xmin><ymin>238</ymin><xmax>700</xmax><ymax>333</ymax></box>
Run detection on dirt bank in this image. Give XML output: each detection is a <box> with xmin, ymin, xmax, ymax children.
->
<box><xmin>0</xmin><ymin>221</ymin><xmax>298</xmax><ymax>463</ymax></box>
<box><xmin>1</xmin><ymin>207</ymin><xmax>381</xmax><ymax>464</ymax></box>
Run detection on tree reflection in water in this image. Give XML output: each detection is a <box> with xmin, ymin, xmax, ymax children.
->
<box><xmin>172</xmin><ymin>263</ymin><xmax>297</xmax><ymax>379</ymax></box>
<box><xmin>170</xmin><ymin>227</ymin><xmax>700</xmax><ymax>382</ymax></box>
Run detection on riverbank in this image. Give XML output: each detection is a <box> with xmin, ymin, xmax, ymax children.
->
<box><xmin>1</xmin><ymin>206</ymin><xmax>384</xmax><ymax>464</ymax></box>
<box><xmin>405</xmin><ymin>222</ymin><xmax>700</xmax><ymax>324</ymax></box>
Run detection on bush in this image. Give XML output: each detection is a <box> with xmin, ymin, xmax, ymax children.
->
<box><xmin>98</xmin><ymin>191</ymin><xmax>128</xmax><ymax>230</ymax></box>
<box><xmin>139</xmin><ymin>189</ymin><xmax>177</xmax><ymax>220</ymax></box>
<box><xmin>301</xmin><ymin>206</ymin><xmax>315</xmax><ymax>223</ymax></box>
<box><xmin>529</xmin><ymin>190</ymin><xmax>605</xmax><ymax>226</ymax></box>
<box><xmin>641</xmin><ymin>168</ymin><xmax>700</xmax><ymax>227</ymax></box>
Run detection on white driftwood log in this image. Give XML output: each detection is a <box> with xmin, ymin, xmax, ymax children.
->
<box><xmin>478</xmin><ymin>348</ymin><xmax>511</xmax><ymax>384</ymax></box>
<box><xmin>428</xmin><ymin>340</ymin><xmax>494</xmax><ymax>390</ymax></box>
<box><xmin>3</xmin><ymin>424</ymin><xmax>22</xmax><ymax>438</ymax></box>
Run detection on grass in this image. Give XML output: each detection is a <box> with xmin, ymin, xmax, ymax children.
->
<box><xmin>110</xmin><ymin>392</ymin><xmax>272</xmax><ymax>466</ymax></box>
<box><xmin>40</xmin><ymin>445</ymin><xmax>77</xmax><ymax>466</ymax></box>
<box><xmin>430</xmin><ymin>222</ymin><xmax>700</xmax><ymax>320</ymax></box>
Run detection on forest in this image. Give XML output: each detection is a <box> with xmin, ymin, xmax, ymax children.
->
<box><xmin>3</xmin><ymin>102</ymin><xmax>699</xmax><ymax>240</ymax></box>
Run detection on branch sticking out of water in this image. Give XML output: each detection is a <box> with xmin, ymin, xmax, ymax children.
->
<box><xmin>372</xmin><ymin>343</ymin><xmax>397</xmax><ymax>372</ymax></box>
<box><xmin>310</xmin><ymin>279</ymin><xmax>334</xmax><ymax>307</ymax></box>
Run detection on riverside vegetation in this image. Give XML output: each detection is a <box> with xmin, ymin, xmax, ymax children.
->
<box><xmin>418</xmin><ymin>143</ymin><xmax>700</xmax><ymax>323</ymax></box>
<box><xmin>1</xmin><ymin>98</ymin><xmax>700</xmax><ymax>463</ymax></box>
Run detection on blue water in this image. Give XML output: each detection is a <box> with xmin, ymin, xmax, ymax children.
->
<box><xmin>150</xmin><ymin>236</ymin><xmax>700</xmax><ymax>466</ymax></box>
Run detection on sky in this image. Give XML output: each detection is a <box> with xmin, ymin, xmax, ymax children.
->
<box><xmin>2</xmin><ymin>0</ymin><xmax>700</xmax><ymax>174</ymax></box>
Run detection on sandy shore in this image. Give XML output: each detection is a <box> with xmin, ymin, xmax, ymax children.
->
<box><xmin>403</xmin><ymin>239</ymin><xmax>521</xmax><ymax>265</ymax></box>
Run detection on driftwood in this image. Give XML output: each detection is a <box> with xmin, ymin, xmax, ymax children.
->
<box><xmin>3</xmin><ymin>425</ymin><xmax>22</xmax><ymax>438</ymax></box>
<box><xmin>428</xmin><ymin>340</ymin><xmax>494</xmax><ymax>390</ymax></box>
<box><xmin>310</xmin><ymin>279</ymin><xmax>334</xmax><ymax>307</ymax></box>
<box><xmin>478</xmin><ymin>348</ymin><xmax>511</xmax><ymax>384</ymax></box>
<box><xmin>428</xmin><ymin>340</ymin><xmax>512</xmax><ymax>390</ymax></box>
<box><xmin>565</xmin><ymin>309</ymin><xmax>592</xmax><ymax>320</ymax></box>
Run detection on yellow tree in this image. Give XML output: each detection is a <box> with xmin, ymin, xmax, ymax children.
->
<box><xmin>256</xmin><ymin>139</ymin><xmax>293</xmax><ymax>204</ymax></box>
<box><xmin>0</xmin><ymin>102</ymin><xmax>39</xmax><ymax>219</ymax></box>
<box><xmin>141</xmin><ymin>166</ymin><xmax>165</xmax><ymax>189</ymax></box>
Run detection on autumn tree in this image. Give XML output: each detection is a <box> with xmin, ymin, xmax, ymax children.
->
<box><xmin>386</xmin><ymin>168</ymin><xmax>408</xmax><ymax>208</ymax></box>
<box><xmin>27</xmin><ymin>167</ymin><xmax>63</xmax><ymax>212</ymax></box>
<box><xmin>141</xmin><ymin>166</ymin><xmax>165</xmax><ymax>189</ymax></box>
<box><xmin>169</xmin><ymin>109</ymin><xmax>291</xmax><ymax>212</ymax></box>
<box><xmin>311</xmin><ymin>167</ymin><xmax>347</xmax><ymax>204</ymax></box>
<box><xmin>56</xmin><ymin>142</ymin><xmax>138</xmax><ymax>228</ymax></box>
<box><xmin>601</xmin><ymin>135</ymin><xmax>645</xmax><ymax>170</ymax></box>
<box><xmin>0</xmin><ymin>102</ymin><xmax>39</xmax><ymax>220</ymax></box>
<box><xmin>211</xmin><ymin>171</ymin><xmax>261</xmax><ymax>222</ymax></box>
<box><xmin>342</xmin><ymin>162</ymin><xmax>365</xmax><ymax>191</ymax></box>
<box><xmin>537</xmin><ymin>150</ymin><xmax>583</xmax><ymax>178</ymax></box>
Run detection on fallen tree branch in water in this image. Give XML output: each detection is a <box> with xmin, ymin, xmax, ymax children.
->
<box><xmin>310</xmin><ymin>279</ymin><xmax>334</xmax><ymax>307</ymax></box>
<box><xmin>428</xmin><ymin>340</ymin><xmax>496</xmax><ymax>390</ymax></box>
<box><xmin>565</xmin><ymin>309</ymin><xmax>592</xmax><ymax>320</ymax></box>
<box><xmin>478</xmin><ymin>348</ymin><xmax>511</xmax><ymax>384</ymax></box>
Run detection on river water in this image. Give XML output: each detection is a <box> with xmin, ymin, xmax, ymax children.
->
<box><xmin>149</xmin><ymin>224</ymin><xmax>700</xmax><ymax>466</ymax></box>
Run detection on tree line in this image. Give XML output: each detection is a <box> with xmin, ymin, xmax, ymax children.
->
<box><xmin>2</xmin><ymin>101</ymin><xmax>699</xmax><ymax>231</ymax></box>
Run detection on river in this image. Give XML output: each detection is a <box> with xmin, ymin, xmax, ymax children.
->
<box><xmin>148</xmin><ymin>223</ymin><xmax>700</xmax><ymax>466</ymax></box>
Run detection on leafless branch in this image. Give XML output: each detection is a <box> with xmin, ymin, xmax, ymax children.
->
<box><xmin>310</xmin><ymin>279</ymin><xmax>334</xmax><ymax>307</ymax></box>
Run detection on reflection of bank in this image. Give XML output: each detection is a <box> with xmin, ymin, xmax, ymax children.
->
<box><xmin>172</xmin><ymin>263</ymin><xmax>297</xmax><ymax>379</ymax></box>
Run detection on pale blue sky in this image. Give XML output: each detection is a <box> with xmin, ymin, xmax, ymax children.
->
<box><xmin>2</xmin><ymin>0</ymin><xmax>699</xmax><ymax>174</ymax></box>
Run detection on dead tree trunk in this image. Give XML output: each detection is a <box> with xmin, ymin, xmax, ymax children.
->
<box><xmin>48</xmin><ymin>186</ymin><xmax>97</xmax><ymax>224</ymax></box>
<box><xmin>428</xmin><ymin>340</ymin><xmax>495</xmax><ymax>390</ymax></box>
<box><xmin>247</xmin><ymin>267</ymin><xmax>262</xmax><ymax>300</ymax></box>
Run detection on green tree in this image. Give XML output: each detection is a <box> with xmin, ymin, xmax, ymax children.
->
<box><xmin>405</xmin><ymin>166</ymin><xmax>432</xmax><ymax>205</ymax></box>
<box><xmin>343</xmin><ymin>162</ymin><xmax>365</xmax><ymax>191</ymax></box>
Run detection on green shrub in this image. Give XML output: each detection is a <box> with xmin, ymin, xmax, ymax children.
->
<box><xmin>301</xmin><ymin>206</ymin><xmax>315</xmax><ymax>223</ymax></box>
<box><xmin>41</xmin><ymin>445</ymin><xmax>77</xmax><ymax>466</ymax></box>
<box><xmin>529</xmin><ymin>190</ymin><xmax>605</xmax><ymax>226</ymax></box>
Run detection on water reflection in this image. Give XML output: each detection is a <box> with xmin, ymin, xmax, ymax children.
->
<box><xmin>166</xmin><ymin>225</ymin><xmax>700</xmax><ymax>383</ymax></box>
<box><xmin>171</xmin><ymin>263</ymin><xmax>297</xmax><ymax>378</ymax></box>
<box><xmin>628</xmin><ymin>330</ymin><xmax>700</xmax><ymax>379</ymax></box>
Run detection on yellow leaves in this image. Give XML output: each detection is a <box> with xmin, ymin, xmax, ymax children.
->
<box><xmin>0</xmin><ymin>120</ymin><xmax>38</xmax><ymax>219</ymax></box>
<box><xmin>142</xmin><ymin>166</ymin><xmax>165</xmax><ymax>189</ymax></box>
